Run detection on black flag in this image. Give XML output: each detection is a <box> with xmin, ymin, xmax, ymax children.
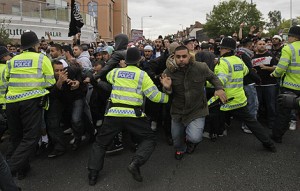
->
<box><xmin>68</xmin><ymin>0</ymin><xmax>84</xmax><ymax>37</ymax></box>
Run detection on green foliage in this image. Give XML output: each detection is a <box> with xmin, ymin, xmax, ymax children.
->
<box><xmin>204</xmin><ymin>0</ymin><xmax>263</xmax><ymax>38</ymax></box>
<box><xmin>0</xmin><ymin>18</ymin><xmax>11</xmax><ymax>45</ymax></box>
<box><xmin>266</xmin><ymin>10</ymin><xmax>281</xmax><ymax>29</ymax></box>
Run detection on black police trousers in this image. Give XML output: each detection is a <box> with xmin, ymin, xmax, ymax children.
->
<box><xmin>5</xmin><ymin>98</ymin><xmax>42</xmax><ymax>173</ymax></box>
<box><xmin>0</xmin><ymin>152</ymin><xmax>19</xmax><ymax>191</ymax></box>
<box><xmin>88</xmin><ymin>116</ymin><xmax>156</xmax><ymax>171</ymax></box>
<box><xmin>272</xmin><ymin>88</ymin><xmax>300</xmax><ymax>140</ymax></box>
<box><xmin>222</xmin><ymin>105</ymin><xmax>274</xmax><ymax>147</ymax></box>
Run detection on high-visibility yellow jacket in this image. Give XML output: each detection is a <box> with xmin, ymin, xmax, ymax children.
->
<box><xmin>271</xmin><ymin>41</ymin><xmax>300</xmax><ymax>91</ymax></box>
<box><xmin>214</xmin><ymin>55</ymin><xmax>249</xmax><ymax>111</ymax></box>
<box><xmin>5</xmin><ymin>51</ymin><xmax>55</xmax><ymax>103</ymax></box>
<box><xmin>0</xmin><ymin>64</ymin><xmax>6</xmax><ymax>104</ymax></box>
<box><xmin>106</xmin><ymin>65</ymin><xmax>169</xmax><ymax>117</ymax></box>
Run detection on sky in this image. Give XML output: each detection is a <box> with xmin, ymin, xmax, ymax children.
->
<box><xmin>128</xmin><ymin>0</ymin><xmax>300</xmax><ymax>40</ymax></box>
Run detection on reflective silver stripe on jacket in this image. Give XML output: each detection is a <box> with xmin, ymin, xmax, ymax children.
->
<box><xmin>6</xmin><ymin>89</ymin><xmax>47</xmax><ymax>100</ymax></box>
<box><xmin>112</xmin><ymin>68</ymin><xmax>120</xmax><ymax>83</ymax></box>
<box><xmin>279</xmin><ymin>58</ymin><xmax>290</xmax><ymax>63</ymax></box>
<box><xmin>276</xmin><ymin>63</ymin><xmax>288</xmax><ymax>70</ymax></box>
<box><xmin>110</xmin><ymin>94</ymin><xmax>143</xmax><ymax>103</ymax></box>
<box><xmin>8</xmin><ymin>82</ymin><xmax>50</xmax><ymax>87</ymax></box>
<box><xmin>224</xmin><ymin>84</ymin><xmax>243</xmax><ymax>88</ymax></box>
<box><xmin>144</xmin><ymin>86</ymin><xmax>158</xmax><ymax>96</ymax></box>
<box><xmin>1</xmin><ymin>68</ymin><xmax>6</xmax><ymax>83</ymax></box>
<box><xmin>231</xmin><ymin>78</ymin><xmax>243</xmax><ymax>82</ymax></box>
<box><xmin>159</xmin><ymin>93</ymin><xmax>166</xmax><ymax>103</ymax></box>
<box><xmin>0</xmin><ymin>90</ymin><xmax>5</xmax><ymax>94</ymax></box>
<box><xmin>113</xmin><ymin>86</ymin><xmax>140</xmax><ymax>93</ymax></box>
<box><xmin>108</xmin><ymin>108</ymin><xmax>136</xmax><ymax>115</ymax></box>
<box><xmin>288</xmin><ymin>44</ymin><xmax>296</xmax><ymax>62</ymax></box>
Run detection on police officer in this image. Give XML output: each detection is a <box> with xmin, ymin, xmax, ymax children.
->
<box><xmin>5</xmin><ymin>30</ymin><xmax>55</xmax><ymax>179</ymax></box>
<box><xmin>88</xmin><ymin>47</ymin><xmax>171</xmax><ymax>185</ymax></box>
<box><xmin>214</xmin><ymin>37</ymin><xmax>276</xmax><ymax>152</ymax></box>
<box><xmin>0</xmin><ymin>46</ymin><xmax>11</xmax><ymax>140</ymax></box>
<box><xmin>0</xmin><ymin>46</ymin><xmax>20</xmax><ymax>191</ymax></box>
<box><xmin>270</xmin><ymin>26</ymin><xmax>300</xmax><ymax>143</ymax></box>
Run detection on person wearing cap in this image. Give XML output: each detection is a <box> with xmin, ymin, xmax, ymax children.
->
<box><xmin>214</xmin><ymin>37</ymin><xmax>276</xmax><ymax>152</ymax></box>
<box><xmin>4</xmin><ymin>30</ymin><xmax>55</xmax><ymax>179</ymax></box>
<box><xmin>154</xmin><ymin>38</ymin><xmax>164</xmax><ymax>58</ymax></box>
<box><xmin>164</xmin><ymin>45</ymin><xmax>226</xmax><ymax>160</ymax></box>
<box><xmin>270</xmin><ymin>26</ymin><xmax>300</xmax><ymax>143</ymax></box>
<box><xmin>100</xmin><ymin>46</ymin><xmax>114</xmax><ymax>63</ymax></box>
<box><xmin>183</xmin><ymin>38</ymin><xmax>196</xmax><ymax>56</ymax></box>
<box><xmin>271</xmin><ymin>35</ymin><xmax>283</xmax><ymax>63</ymax></box>
<box><xmin>87</xmin><ymin>47</ymin><xmax>171</xmax><ymax>185</ymax></box>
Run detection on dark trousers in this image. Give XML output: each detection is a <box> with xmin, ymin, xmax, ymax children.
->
<box><xmin>46</xmin><ymin>98</ymin><xmax>66</xmax><ymax>152</ymax></box>
<box><xmin>272</xmin><ymin>88</ymin><xmax>300</xmax><ymax>139</ymax></box>
<box><xmin>256</xmin><ymin>85</ymin><xmax>278</xmax><ymax>129</ymax></box>
<box><xmin>223</xmin><ymin>106</ymin><xmax>273</xmax><ymax>146</ymax></box>
<box><xmin>0</xmin><ymin>152</ymin><xmax>19</xmax><ymax>191</ymax></box>
<box><xmin>6</xmin><ymin>98</ymin><xmax>42</xmax><ymax>173</ymax></box>
<box><xmin>88</xmin><ymin>117</ymin><xmax>156</xmax><ymax>171</ymax></box>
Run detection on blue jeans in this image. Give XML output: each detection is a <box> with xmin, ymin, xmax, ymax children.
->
<box><xmin>171</xmin><ymin>118</ymin><xmax>205</xmax><ymax>152</ymax></box>
<box><xmin>244</xmin><ymin>84</ymin><xmax>258</xmax><ymax>119</ymax></box>
<box><xmin>70</xmin><ymin>98</ymin><xmax>85</xmax><ymax>139</ymax></box>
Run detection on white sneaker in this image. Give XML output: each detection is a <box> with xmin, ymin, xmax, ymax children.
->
<box><xmin>151</xmin><ymin>121</ymin><xmax>157</xmax><ymax>131</ymax></box>
<box><xmin>241</xmin><ymin>124</ymin><xmax>252</xmax><ymax>134</ymax></box>
<box><xmin>202</xmin><ymin>131</ymin><xmax>210</xmax><ymax>139</ymax></box>
<box><xmin>96</xmin><ymin>120</ymin><xmax>103</xmax><ymax>127</ymax></box>
<box><xmin>64</xmin><ymin>128</ymin><xmax>73</xmax><ymax>134</ymax></box>
<box><xmin>69</xmin><ymin>135</ymin><xmax>86</xmax><ymax>144</ymax></box>
<box><xmin>289</xmin><ymin>120</ymin><xmax>297</xmax><ymax>130</ymax></box>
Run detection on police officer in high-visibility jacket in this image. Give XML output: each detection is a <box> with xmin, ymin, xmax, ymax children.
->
<box><xmin>0</xmin><ymin>46</ymin><xmax>11</xmax><ymax>140</ymax></box>
<box><xmin>5</xmin><ymin>30</ymin><xmax>55</xmax><ymax>179</ymax></box>
<box><xmin>270</xmin><ymin>26</ymin><xmax>300</xmax><ymax>143</ymax></box>
<box><xmin>214</xmin><ymin>37</ymin><xmax>276</xmax><ymax>152</ymax></box>
<box><xmin>88</xmin><ymin>47</ymin><xmax>172</xmax><ymax>186</ymax></box>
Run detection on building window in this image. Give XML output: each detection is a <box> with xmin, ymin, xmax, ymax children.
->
<box><xmin>88</xmin><ymin>1</ymin><xmax>97</xmax><ymax>17</ymax></box>
<box><xmin>109</xmin><ymin>3</ymin><xmax>112</xmax><ymax>32</ymax></box>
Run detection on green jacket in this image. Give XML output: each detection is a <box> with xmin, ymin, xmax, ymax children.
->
<box><xmin>164</xmin><ymin>59</ymin><xmax>223</xmax><ymax>126</ymax></box>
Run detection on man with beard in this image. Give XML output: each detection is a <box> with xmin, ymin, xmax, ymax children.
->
<box><xmin>252</xmin><ymin>40</ymin><xmax>278</xmax><ymax>129</ymax></box>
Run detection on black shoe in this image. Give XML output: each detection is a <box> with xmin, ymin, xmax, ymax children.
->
<box><xmin>270</xmin><ymin>135</ymin><xmax>282</xmax><ymax>143</ymax></box>
<box><xmin>263</xmin><ymin>144</ymin><xmax>277</xmax><ymax>153</ymax></box>
<box><xmin>88</xmin><ymin>170</ymin><xmax>99</xmax><ymax>186</ymax></box>
<box><xmin>175</xmin><ymin>151</ymin><xmax>184</xmax><ymax>160</ymax></box>
<box><xmin>48</xmin><ymin>150</ymin><xmax>65</xmax><ymax>158</ymax></box>
<box><xmin>72</xmin><ymin>138</ymin><xmax>81</xmax><ymax>151</ymax></box>
<box><xmin>186</xmin><ymin>141</ymin><xmax>198</xmax><ymax>154</ymax></box>
<box><xmin>106</xmin><ymin>143</ymin><xmax>124</xmax><ymax>154</ymax></box>
<box><xmin>127</xmin><ymin>162</ymin><xmax>143</xmax><ymax>182</ymax></box>
<box><xmin>36</xmin><ymin>142</ymin><xmax>48</xmax><ymax>156</ymax></box>
<box><xmin>166</xmin><ymin>137</ymin><xmax>173</xmax><ymax>146</ymax></box>
<box><xmin>17</xmin><ymin>164</ymin><xmax>31</xmax><ymax>180</ymax></box>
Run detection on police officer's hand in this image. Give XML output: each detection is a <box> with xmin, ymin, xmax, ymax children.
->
<box><xmin>277</xmin><ymin>93</ymin><xmax>299</xmax><ymax>109</ymax></box>
<box><xmin>214</xmin><ymin>89</ymin><xmax>227</xmax><ymax>104</ymax></box>
<box><xmin>160</xmin><ymin>73</ymin><xmax>172</xmax><ymax>91</ymax></box>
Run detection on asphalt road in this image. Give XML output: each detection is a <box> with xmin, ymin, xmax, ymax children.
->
<box><xmin>1</xmin><ymin>120</ymin><xmax>300</xmax><ymax>191</ymax></box>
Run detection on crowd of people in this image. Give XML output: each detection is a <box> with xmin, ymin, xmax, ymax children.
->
<box><xmin>0</xmin><ymin>24</ymin><xmax>299</xmax><ymax>189</ymax></box>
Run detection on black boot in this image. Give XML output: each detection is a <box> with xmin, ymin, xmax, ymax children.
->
<box><xmin>72</xmin><ymin>138</ymin><xmax>81</xmax><ymax>151</ymax></box>
<box><xmin>186</xmin><ymin>141</ymin><xmax>198</xmax><ymax>154</ymax></box>
<box><xmin>88</xmin><ymin>169</ymin><xmax>99</xmax><ymax>186</ymax></box>
<box><xmin>127</xmin><ymin>162</ymin><xmax>143</xmax><ymax>182</ymax></box>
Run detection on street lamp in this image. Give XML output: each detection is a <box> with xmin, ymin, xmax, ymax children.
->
<box><xmin>141</xmin><ymin>15</ymin><xmax>152</xmax><ymax>31</ymax></box>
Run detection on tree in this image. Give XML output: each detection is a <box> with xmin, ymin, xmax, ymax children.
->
<box><xmin>0</xmin><ymin>18</ymin><xmax>11</xmax><ymax>45</ymax></box>
<box><xmin>266</xmin><ymin>10</ymin><xmax>282</xmax><ymax>29</ymax></box>
<box><xmin>204</xmin><ymin>0</ymin><xmax>264</xmax><ymax>38</ymax></box>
